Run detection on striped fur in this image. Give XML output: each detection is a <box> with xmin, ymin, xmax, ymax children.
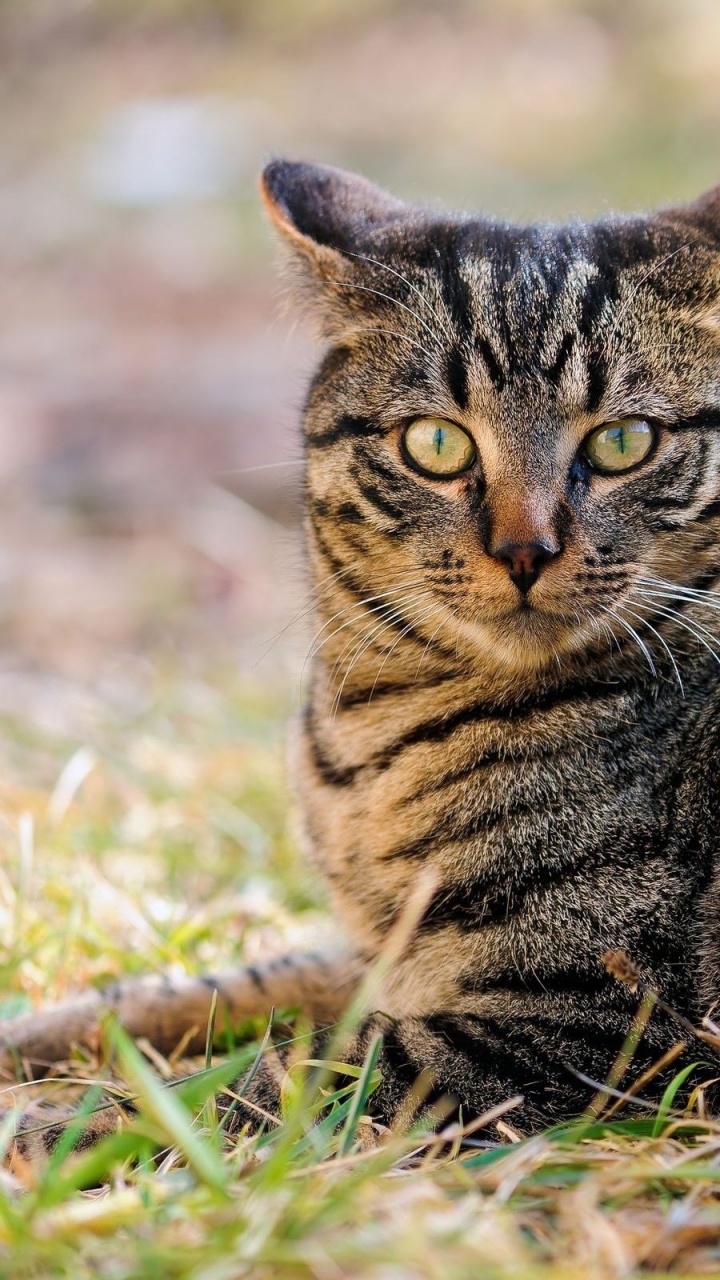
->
<box><xmin>270</xmin><ymin>162</ymin><xmax>720</xmax><ymax>1126</ymax></box>
<box><xmin>6</xmin><ymin>164</ymin><xmax>720</xmax><ymax>1150</ymax></box>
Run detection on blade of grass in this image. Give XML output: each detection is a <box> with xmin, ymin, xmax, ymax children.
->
<box><xmin>108</xmin><ymin>1020</ymin><xmax>229</xmax><ymax>1195</ymax></box>
<box><xmin>651</xmin><ymin>1062</ymin><xmax>698</xmax><ymax>1138</ymax></box>
<box><xmin>337</xmin><ymin>1032</ymin><xmax>383</xmax><ymax>1157</ymax></box>
<box><xmin>33</xmin><ymin>1084</ymin><xmax>106</xmax><ymax>1206</ymax></box>
<box><xmin>220</xmin><ymin>1008</ymin><xmax>275</xmax><ymax>1134</ymax></box>
<box><xmin>202</xmin><ymin>987</ymin><xmax>219</xmax><ymax>1132</ymax></box>
<box><xmin>255</xmin><ymin>871</ymin><xmax>439</xmax><ymax>1186</ymax></box>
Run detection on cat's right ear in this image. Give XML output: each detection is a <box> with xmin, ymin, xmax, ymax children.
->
<box><xmin>260</xmin><ymin>159</ymin><xmax>408</xmax><ymax>330</ymax></box>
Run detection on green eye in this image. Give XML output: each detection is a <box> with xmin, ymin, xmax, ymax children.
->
<box><xmin>402</xmin><ymin>417</ymin><xmax>476</xmax><ymax>478</ymax></box>
<box><xmin>583</xmin><ymin>418</ymin><xmax>656</xmax><ymax>474</ymax></box>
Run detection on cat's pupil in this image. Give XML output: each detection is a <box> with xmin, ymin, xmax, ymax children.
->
<box><xmin>433</xmin><ymin>427</ymin><xmax>445</xmax><ymax>455</ymax></box>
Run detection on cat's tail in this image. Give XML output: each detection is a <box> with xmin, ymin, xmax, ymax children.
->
<box><xmin>0</xmin><ymin>949</ymin><xmax>363</xmax><ymax>1081</ymax></box>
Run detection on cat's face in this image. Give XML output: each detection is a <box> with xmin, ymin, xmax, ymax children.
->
<box><xmin>263</xmin><ymin>161</ymin><xmax>720</xmax><ymax>677</ymax></box>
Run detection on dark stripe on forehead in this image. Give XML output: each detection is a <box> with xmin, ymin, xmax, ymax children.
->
<box><xmin>488</xmin><ymin>238</ymin><xmax>522</xmax><ymax>381</ymax></box>
<box><xmin>445</xmin><ymin>345</ymin><xmax>469</xmax><ymax>410</ymax></box>
<box><xmin>585</xmin><ymin>351</ymin><xmax>608</xmax><ymax>414</ymax></box>
<box><xmin>476</xmin><ymin>337</ymin><xmax>505</xmax><ymax>392</ymax></box>
<box><xmin>543</xmin><ymin>332</ymin><xmax>575</xmax><ymax>387</ymax></box>
<box><xmin>435</xmin><ymin>238</ymin><xmax>475</xmax><ymax>344</ymax></box>
<box><xmin>576</xmin><ymin>286</ymin><xmax>610</xmax><ymax>413</ymax></box>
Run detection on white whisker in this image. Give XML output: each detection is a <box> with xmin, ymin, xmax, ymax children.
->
<box><xmin>604</xmin><ymin>606</ymin><xmax>657</xmax><ymax>678</ymax></box>
<box><xmin>633</xmin><ymin>594</ymin><xmax>720</xmax><ymax>666</ymax></box>
<box><xmin>329</xmin><ymin>595</ymin><xmax>437</xmax><ymax>715</ymax></box>
<box><xmin>619</xmin><ymin>601</ymin><xmax>684</xmax><ymax>696</ymax></box>
<box><xmin>327</xmin><ymin>279</ymin><xmax>445</xmax><ymax>354</ymax></box>
<box><xmin>364</xmin><ymin>600</ymin><xmax>445</xmax><ymax>706</ymax></box>
<box><xmin>340</xmin><ymin>251</ymin><xmax>455</xmax><ymax>348</ymax></box>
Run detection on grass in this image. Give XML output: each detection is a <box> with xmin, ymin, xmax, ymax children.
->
<box><xmin>1</xmin><ymin>655</ymin><xmax>720</xmax><ymax>1278</ymax></box>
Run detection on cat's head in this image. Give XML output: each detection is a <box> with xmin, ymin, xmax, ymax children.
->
<box><xmin>262</xmin><ymin>160</ymin><xmax>720</xmax><ymax>680</ymax></box>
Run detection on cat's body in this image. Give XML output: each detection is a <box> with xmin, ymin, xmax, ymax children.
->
<box><xmin>5</xmin><ymin>162</ymin><xmax>720</xmax><ymax>1145</ymax></box>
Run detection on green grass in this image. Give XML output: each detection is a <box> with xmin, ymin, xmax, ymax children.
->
<box><xmin>1</xmin><ymin>657</ymin><xmax>720</xmax><ymax>1279</ymax></box>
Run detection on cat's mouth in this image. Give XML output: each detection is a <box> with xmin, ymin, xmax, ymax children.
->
<box><xmin>487</xmin><ymin>602</ymin><xmax>572</xmax><ymax>623</ymax></box>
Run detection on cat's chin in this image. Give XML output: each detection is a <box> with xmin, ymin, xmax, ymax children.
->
<box><xmin>454</xmin><ymin>606</ymin><xmax>599</xmax><ymax>676</ymax></box>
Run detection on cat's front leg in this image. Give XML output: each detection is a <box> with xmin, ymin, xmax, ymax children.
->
<box><xmin>331</xmin><ymin>988</ymin><xmax>679</xmax><ymax>1133</ymax></box>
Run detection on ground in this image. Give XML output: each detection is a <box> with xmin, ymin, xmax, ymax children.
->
<box><xmin>1</xmin><ymin>653</ymin><xmax>720</xmax><ymax>1279</ymax></box>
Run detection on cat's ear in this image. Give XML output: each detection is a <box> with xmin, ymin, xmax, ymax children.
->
<box><xmin>260</xmin><ymin>159</ymin><xmax>408</xmax><ymax>331</ymax></box>
<box><xmin>668</xmin><ymin>184</ymin><xmax>720</xmax><ymax>333</ymax></box>
<box><xmin>261</xmin><ymin>159</ymin><xmax>406</xmax><ymax>259</ymax></box>
<box><xmin>671</xmin><ymin>183</ymin><xmax>720</xmax><ymax>239</ymax></box>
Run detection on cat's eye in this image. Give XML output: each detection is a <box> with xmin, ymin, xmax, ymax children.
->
<box><xmin>583</xmin><ymin>418</ymin><xmax>656</xmax><ymax>474</ymax></box>
<box><xmin>402</xmin><ymin>418</ymin><xmax>476</xmax><ymax>478</ymax></box>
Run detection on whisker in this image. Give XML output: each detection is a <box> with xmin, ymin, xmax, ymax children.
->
<box><xmin>413</xmin><ymin>614</ymin><xmax>450</xmax><ymax>683</ymax></box>
<box><xmin>637</xmin><ymin>576</ymin><xmax>720</xmax><ymax>610</ymax></box>
<box><xmin>297</xmin><ymin>573</ymin><xmax>430</xmax><ymax>700</ymax></box>
<box><xmin>326</xmin><ymin>279</ymin><xmax>445</xmax><ymax>354</ymax></box>
<box><xmin>618</xmin><ymin>601</ymin><xmax>684</xmax><ymax>696</ymax></box>
<box><xmin>307</xmin><ymin>571</ymin><xmax>430</xmax><ymax>648</ymax></box>
<box><xmin>217</xmin><ymin>460</ymin><xmax>303</xmax><ymax>476</ymax></box>
<box><xmin>329</xmin><ymin>598</ymin><xmax>434</xmax><ymax>716</ymax></box>
<box><xmin>264</xmin><ymin>565</ymin><xmax>424</xmax><ymax>668</ymax></box>
<box><xmin>350</xmin><ymin>325</ymin><xmax>438</xmax><ymax>360</ymax></box>
<box><xmin>339</xmin><ymin>251</ymin><xmax>455</xmax><ymax>348</ymax></box>
<box><xmin>604</xmin><ymin>606</ymin><xmax>657</xmax><ymax>678</ymax></box>
<box><xmin>315</xmin><ymin>582</ymin><xmax>430</xmax><ymax>665</ymax></box>
<box><xmin>325</xmin><ymin>590</ymin><xmax>427</xmax><ymax>679</ymax></box>
<box><xmin>258</xmin><ymin>561</ymin><xmax>366</xmax><ymax>657</ymax></box>
<box><xmin>364</xmin><ymin>598</ymin><xmax>445</xmax><ymax>706</ymax></box>
<box><xmin>633</xmin><ymin>595</ymin><xmax>720</xmax><ymax>667</ymax></box>
<box><xmin>328</xmin><ymin>590</ymin><xmax>433</xmax><ymax>696</ymax></box>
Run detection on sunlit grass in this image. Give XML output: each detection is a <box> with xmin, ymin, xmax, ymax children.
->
<box><xmin>1</xmin><ymin>657</ymin><xmax>720</xmax><ymax>1279</ymax></box>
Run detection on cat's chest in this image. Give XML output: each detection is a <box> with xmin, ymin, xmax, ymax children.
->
<box><xmin>300</xmin><ymin>678</ymin><xmax>679</xmax><ymax>886</ymax></box>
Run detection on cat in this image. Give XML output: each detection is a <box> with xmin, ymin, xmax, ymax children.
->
<box><xmin>6</xmin><ymin>159</ymin><xmax>720</xmax><ymax>1154</ymax></box>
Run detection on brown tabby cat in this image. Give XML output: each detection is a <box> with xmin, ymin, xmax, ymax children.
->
<box><xmin>6</xmin><ymin>160</ymin><xmax>720</xmax><ymax>1151</ymax></box>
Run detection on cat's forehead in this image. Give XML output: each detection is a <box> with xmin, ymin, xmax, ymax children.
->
<box><xmin>396</xmin><ymin>215</ymin><xmax>706</xmax><ymax>325</ymax></box>
<box><xmin>371</xmin><ymin>214</ymin><xmax>720</xmax><ymax>426</ymax></box>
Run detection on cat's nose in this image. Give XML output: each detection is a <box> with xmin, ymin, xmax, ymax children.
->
<box><xmin>491</xmin><ymin>541</ymin><xmax>559</xmax><ymax>595</ymax></box>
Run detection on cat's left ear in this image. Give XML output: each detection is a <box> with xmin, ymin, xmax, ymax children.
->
<box><xmin>261</xmin><ymin>159</ymin><xmax>406</xmax><ymax>259</ymax></box>
<box><xmin>672</xmin><ymin>183</ymin><xmax>720</xmax><ymax>239</ymax></box>
<box><xmin>260</xmin><ymin>159</ymin><xmax>409</xmax><ymax>330</ymax></box>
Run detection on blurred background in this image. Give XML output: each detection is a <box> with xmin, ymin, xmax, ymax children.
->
<box><xmin>1</xmin><ymin>0</ymin><xmax>720</xmax><ymax>955</ymax></box>
<box><xmin>3</xmin><ymin>0</ymin><xmax>720</xmax><ymax>703</ymax></box>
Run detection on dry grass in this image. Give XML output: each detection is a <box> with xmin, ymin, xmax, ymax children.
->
<box><xmin>0</xmin><ymin>656</ymin><xmax>719</xmax><ymax>1280</ymax></box>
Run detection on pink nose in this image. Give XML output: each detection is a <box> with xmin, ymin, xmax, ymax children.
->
<box><xmin>491</xmin><ymin>541</ymin><xmax>559</xmax><ymax>595</ymax></box>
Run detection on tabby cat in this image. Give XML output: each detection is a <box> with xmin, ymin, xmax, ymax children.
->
<box><xmin>6</xmin><ymin>160</ymin><xmax>720</xmax><ymax>1150</ymax></box>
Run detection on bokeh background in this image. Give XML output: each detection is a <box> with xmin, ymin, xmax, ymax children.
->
<box><xmin>3</xmin><ymin>0</ymin><xmax>720</xmax><ymax>703</ymax></box>
<box><xmin>2</xmin><ymin>0</ymin><xmax>720</xmax><ymax>975</ymax></box>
